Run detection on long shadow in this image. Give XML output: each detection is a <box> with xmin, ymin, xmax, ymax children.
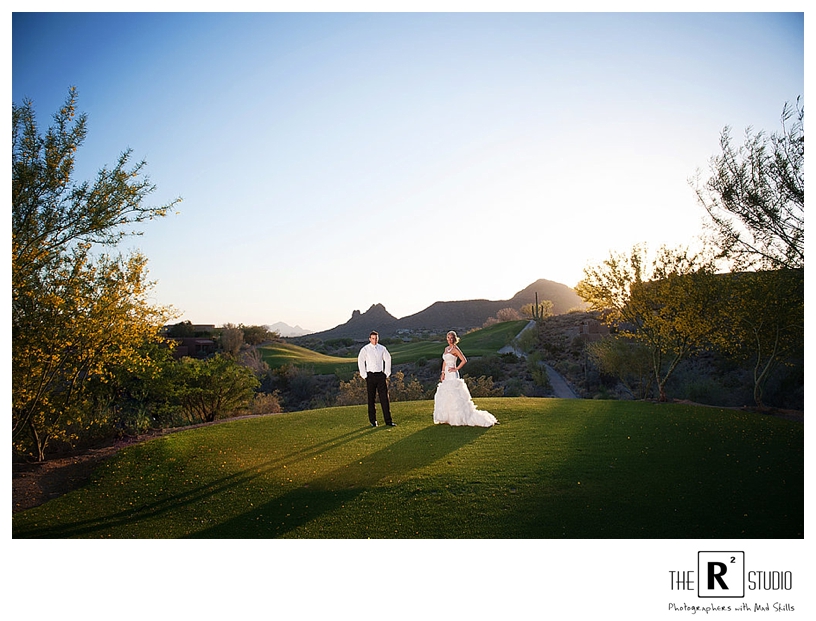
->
<box><xmin>15</xmin><ymin>424</ymin><xmax>486</xmax><ymax>538</ymax></box>
<box><xmin>484</xmin><ymin>402</ymin><xmax>805</xmax><ymax>538</ymax></box>
<box><xmin>15</xmin><ymin>427</ymin><xmax>371</xmax><ymax>538</ymax></box>
<box><xmin>190</xmin><ymin>425</ymin><xmax>488</xmax><ymax>538</ymax></box>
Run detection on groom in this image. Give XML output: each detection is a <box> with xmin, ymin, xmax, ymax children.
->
<box><xmin>357</xmin><ymin>331</ymin><xmax>396</xmax><ymax>427</ymax></box>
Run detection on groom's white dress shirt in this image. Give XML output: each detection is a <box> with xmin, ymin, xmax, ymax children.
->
<box><xmin>358</xmin><ymin>343</ymin><xmax>392</xmax><ymax>379</ymax></box>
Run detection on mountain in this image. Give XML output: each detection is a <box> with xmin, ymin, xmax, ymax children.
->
<box><xmin>507</xmin><ymin>279</ymin><xmax>586</xmax><ymax>314</ymax></box>
<box><xmin>268</xmin><ymin>321</ymin><xmax>313</xmax><ymax>337</ymax></box>
<box><xmin>308</xmin><ymin>303</ymin><xmax>399</xmax><ymax>340</ymax></box>
<box><xmin>396</xmin><ymin>279</ymin><xmax>583</xmax><ymax>332</ymax></box>
<box><xmin>307</xmin><ymin>279</ymin><xmax>586</xmax><ymax>340</ymax></box>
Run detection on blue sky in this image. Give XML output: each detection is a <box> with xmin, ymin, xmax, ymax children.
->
<box><xmin>12</xmin><ymin>10</ymin><xmax>804</xmax><ymax>331</ymax></box>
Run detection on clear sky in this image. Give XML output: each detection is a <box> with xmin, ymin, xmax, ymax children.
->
<box><xmin>12</xmin><ymin>8</ymin><xmax>804</xmax><ymax>332</ymax></box>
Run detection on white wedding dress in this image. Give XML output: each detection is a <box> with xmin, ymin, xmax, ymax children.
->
<box><xmin>433</xmin><ymin>352</ymin><xmax>498</xmax><ymax>427</ymax></box>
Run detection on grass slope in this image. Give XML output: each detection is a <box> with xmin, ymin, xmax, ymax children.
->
<box><xmin>389</xmin><ymin>320</ymin><xmax>530</xmax><ymax>362</ymax></box>
<box><xmin>259</xmin><ymin>320</ymin><xmax>530</xmax><ymax>373</ymax></box>
<box><xmin>258</xmin><ymin>342</ymin><xmax>357</xmax><ymax>374</ymax></box>
<box><xmin>12</xmin><ymin>399</ymin><xmax>802</xmax><ymax>539</ymax></box>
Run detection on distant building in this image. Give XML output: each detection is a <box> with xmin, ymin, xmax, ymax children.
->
<box><xmin>168</xmin><ymin>337</ymin><xmax>217</xmax><ymax>359</ymax></box>
<box><xmin>160</xmin><ymin>323</ymin><xmax>216</xmax><ymax>336</ymax></box>
<box><xmin>564</xmin><ymin>318</ymin><xmax>609</xmax><ymax>342</ymax></box>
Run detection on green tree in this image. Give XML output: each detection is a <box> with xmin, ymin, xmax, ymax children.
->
<box><xmin>12</xmin><ymin>88</ymin><xmax>180</xmax><ymax>460</ymax></box>
<box><xmin>89</xmin><ymin>340</ymin><xmax>184</xmax><ymax>435</ymax></box>
<box><xmin>166</xmin><ymin>321</ymin><xmax>196</xmax><ymax>338</ymax></box>
<box><xmin>710</xmin><ymin>269</ymin><xmax>803</xmax><ymax>408</ymax></box>
<box><xmin>175</xmin><ymin>355</ymin><xmax>260</xmax><ymax>423</ymax></box>
<box><xmin>576</xmin><ymin>244</ymin><xmax>719</xmax><ymax>401</ymax></box>
<box><xmin>692</xmin><ymin>99</ymin><xmax>804</xmax><ymax>271</ymax></box>
<box><xmin>241</xmin><ymin>324</ymin><xmax>279</xmax><ymax>346</ymax></box>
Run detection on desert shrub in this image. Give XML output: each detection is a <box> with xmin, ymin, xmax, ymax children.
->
<box><xmin>483</xmin><ymin>307</ymin><xmax>523</xmax><ymax>328</ymax></box>
<box><xmin>497</xmin><ymin>308</ymin><xmax>522</xmax><ymax>322</ymax></box>
<box><xmin>587</xmin><ymin>336</ymin><xmax>653</xmax><ymax>400</ymax></box>
<box><xmin>336</xmin><ymin>374</ymin><xmax>367</xmax><ymax>406</ymax></box>
<box><xmin>463</xmin><ymin>356</ymin><xmax>505</xmax><ymax>381</ymax></box>
<box><xmin>388</xmin><ymin>371</ymin><xmax>427</xmax><ymax>402</ymax></box>
<box><xmin>240</xmin><ymin>347</ymin><xmax>271</xmax><ymax>378</ymax></box>
<box><xmin>517</xmin><ymin>325</ymin><xmax>539</xmax><ymax>353</ymax></box>
<box><xmin>251</xmin><ymin>392</ymin><xmax>283</xmax><ymax>415</ymax></box>
<box><xmin>113</xmin><ymin>405</ymin><xmax>154</xmax><ymax>436</ymax></box>
<box><xmin>502</xmin><ymin>377</ymin><xmax>525</xmax><ymax>397</ymax></box>
<box><xmin>528</xmin><ymin>356</ymin><xmax>552</xmax><ymax>391</ymax></box>
<box><xmin>271</xmin><ymin>364</ymin><xmax>317</xmax><ymax>409</ymax></box>
<box><xmin>465</xmin><ymin>375</ymin><xmax>503</xmax><ymax>397</ymax></box>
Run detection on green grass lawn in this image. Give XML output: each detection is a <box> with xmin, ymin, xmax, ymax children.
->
<box><xmin>12</xmin><ymin>399</ymin><xmax>803</xmax><ymax>539</ymax></box>
<box><xmin>258</xmin><ymin>341</ymin><xmax>358</xmax><ymax>374</ymax></box>
<box><xmin>259</xmin><ymin>320</ymin><xmax>530</xmax><ymax>374</ymax></box>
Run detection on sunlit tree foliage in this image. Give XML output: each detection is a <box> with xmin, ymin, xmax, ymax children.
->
<box><xmin>12</xmin><ymin>87</ymin><xmax>181</xmax><ymax>460</ymax></box>
<box><xmin>576</xmin><ymin>244</ymin><xmax>720</xmax><ymax>401</ymax></box>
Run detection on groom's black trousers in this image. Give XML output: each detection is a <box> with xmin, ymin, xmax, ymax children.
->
<box><xmin>365</xmin><ymin>372</ymin><xmax>392</xmax><ymax>425</ymax></box>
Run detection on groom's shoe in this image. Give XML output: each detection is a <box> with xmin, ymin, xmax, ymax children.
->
<box><xmin>385</xmin><ymin>421</ymin><xmax>397</xmax><ymax>427</ymax></box>
<box><xmin>370</xmin><ymin>421</ymin><xmax>378</xmax><ymax>427</ymax></box>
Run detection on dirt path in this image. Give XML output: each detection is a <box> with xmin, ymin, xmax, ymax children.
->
<box><xmin>499</xmin><ymin>320</ymin><xmax>578</xmax><ymax>398</ymax></box>
<box><xmin>12</xmin><ymin>433</ymin><xmax>161</xmax><ymax>513</ymax></box>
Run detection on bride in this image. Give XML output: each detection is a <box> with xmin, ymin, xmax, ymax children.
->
<box><xmin>433</xmin><ymin>331</ymin><xmax>498</xmax><ymax>427</ymax></box>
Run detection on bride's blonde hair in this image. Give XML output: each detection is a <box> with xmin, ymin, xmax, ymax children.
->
<box><xmin>446</xmin><ymin>331</ymin><xmax>460</xmax><ymax>344</ymax></box>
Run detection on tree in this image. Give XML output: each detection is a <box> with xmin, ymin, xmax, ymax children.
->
<box><xmin>587</xmin><ymin>335</ymin><xmax>654</xmax><ymax>400</ymax></box>
<box><xmin>12</xmin><ymin>87</ymin><xmax>180</xmax><ymax>460</ymax></box>
<box><xmin>576</xmin><ymin>244</ymin><xmax>719</xmax><ymax>401</ymax></box>
<box><xmin>13</xmin><ymin>252</ymin><xmax>174</xmax><ymax>459</ymax></box>
<box><xmin>166</xmin><ymin>321</ymin><xmax>196</xmax><ymax>337</ymax></box>
<box><xmin>174</xmin><ymin>355</ymin><xmax>260</xmax><ymax>423</ymax></box>
<box><xmin>709</xmin><ymin>269</ymin><xmax>803</xmax><ymax>408</ymax></box>
<box><xmin>496</xmin><ymin>307</ymin><xmax>522</xmax><ymax>322</ymax></box>
<box><xmin>90</xmin><ymin>340</ymin><xmax>184</xmax><ymax>435</ymax></box>
<box><xmin>219</xmin><ymin>323</ymin><xmax>245</xmax><ymax>357</ymax></box>
<box><xmin>239</xmin><ymin>347</ymin><xmax>271</xmax><ymax>379</ymax></box>
<box><xmin>575</xmin><ymin>244</ymin><xmax>649</xmax><ymax>330</ymax></box>
<box><xmin>241</xmin><ymin>324</ymin><xmax>279</xmax><ymax>346</ymax></box>
<box><xmin>484</xmin><ymin>307</ymin><xmax>523</xmax><ymax>327</ymax></box>
<box><xmin>692</xmin><ymin>99</ymin><xmax>804</xmax><ymax>271</ymax></box>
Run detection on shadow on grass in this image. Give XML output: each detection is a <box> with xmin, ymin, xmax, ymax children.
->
<box><xmin>190</xmin><ymin>424</ymin><xmax>489</xmax><ymax>538</ymax></box>
<box><xmin>491</xmin><ymin>404</ymin><xmax>805</xmax><ymax>538</ymax></box>
<box><xmin>14</xmin><ymin>427</ymin><xmax>369</xmax><ymax>538</ymax></box>
<box><xmin>14</xmin><ymin>424</ymin><xmax>487</xmax><ymax>538</ymax></box>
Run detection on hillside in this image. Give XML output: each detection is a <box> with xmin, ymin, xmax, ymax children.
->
<box><xmin>309</xmin><ymin>278</ymin><xmax>585</xmax><ymax>340</ymax></box>
<box><xmin>309</xmin><ymin>303</ymin><xmax>399</xmax><ymax>340</ymax></box>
